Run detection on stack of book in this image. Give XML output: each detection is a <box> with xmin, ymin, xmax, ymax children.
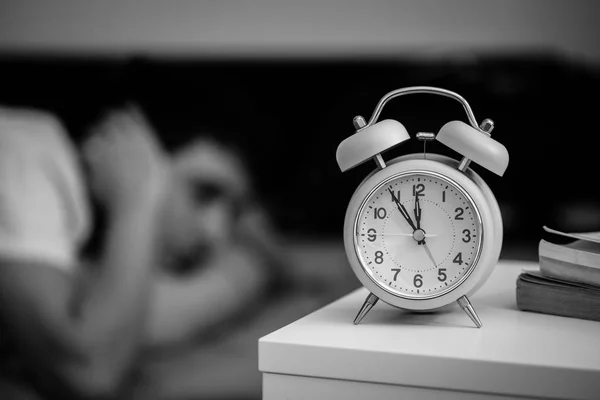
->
<box><xmin>516</xmin><ymin>226</ymin><xmax>600</xmax><ymax>322</ymax></box>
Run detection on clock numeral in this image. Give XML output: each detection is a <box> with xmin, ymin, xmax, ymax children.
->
<box><xmin>412</xmin><ymin>183</ymin><xmax>425</xmax><ymax>197</ymax></box>
<box><xmin>437</xmin><ymin>268</ymin><xmax>447</xmax><ymax>282</ymax></box>
<box><xmin>462</xmin><ymin>229</ymin><xmax>472</xmax><ymax>243</ymax></box>
<box><xmin>389</xmin><ymin>189</ymin><xmax>401</xmax><ymax>203</ymax></box>
<box><xmin>413</xmin><ymin>274</ymin><xmax>423</xmax><ymax>288</ymax></box>
<box><xmin>455</xmin><ymin>207</ymin><xmax>464</xmax><ymax>220</ymax></box>
<box><xmin>453</xmin><ymin>252</ymin><xmax>464</xmax><ymax>265</ymax></box>
<box><xmin>374</xmin><ymin>207</ymin><xmax>387</xmax><ymax>220</ymax></box>
<box><xmin>391</xmin><ymin>268</ymin><xmax>401</xmax><ymax>281</ymax></box>
<box><xmin>367</xmin><ymin>228</ymin><xmax>377</xmax><ymax>242</ymax></box>
<box><xmin>442</xmin><ymin>191</ymin><xmax>446</xmax><ymax>202</ymax></box>
<box><xmin>374</xmin><ymin>251</ymin><xmax>384</xmax><ymax>264</ymax></box>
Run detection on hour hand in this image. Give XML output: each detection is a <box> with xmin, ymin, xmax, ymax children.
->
<box><xmin>414</xmin><ymin>193</ymin><xmax>422</xmax><ymax>230</ymax></box>
<box><xmin>387</xmin><ymin>188</ymin><xmax>417</xmax><ymax>232</ymax></box>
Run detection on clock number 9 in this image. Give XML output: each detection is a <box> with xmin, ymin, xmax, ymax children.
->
<box><xmin>374</xmin><ymin>251</ymin><xmax>384</xmax><ymax>264</ymax></box>
<box><xmin>413</xmin><ymin>274</ymin><xmax>423</xmax><ymax>288</ymax></box>
<box><xmin>367</xmin><ymin>228</ymin><xmax>377</xmax><ymax>242</ymax></box>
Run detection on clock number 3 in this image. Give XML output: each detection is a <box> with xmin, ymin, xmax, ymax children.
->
<box><xmin>462</xmin><ymin>229</ymin><xmax>472</xmax><ymax>243</ymax></box>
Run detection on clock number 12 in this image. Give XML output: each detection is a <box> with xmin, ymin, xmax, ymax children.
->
<box><xmin>412</xmin><ymin>184</ymin><xmax>425</xmax><ymax>197</ymax></box>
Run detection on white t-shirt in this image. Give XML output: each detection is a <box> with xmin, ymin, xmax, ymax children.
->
<box><xmin>0</xmin><ymin>107</ymin><xmax>90</xmax><ymax>272</ymax></box>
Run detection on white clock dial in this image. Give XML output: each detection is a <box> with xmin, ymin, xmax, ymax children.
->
<box><xmin>354</xmin><ymin>171</ymin><xmax>483</xmax><ymax>299</ymax></box>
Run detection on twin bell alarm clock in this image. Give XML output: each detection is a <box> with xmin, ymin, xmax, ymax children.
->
<box><xmin>336</xmin><ymin>87</ymin><xmax>509</xmax><ymax>328</ymax></box>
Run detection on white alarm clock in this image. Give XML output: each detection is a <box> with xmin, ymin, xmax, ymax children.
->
<box><xmin>336</xmin><ymin>87</ymin><xmax>509</xmax><ymax>328</ymax></box>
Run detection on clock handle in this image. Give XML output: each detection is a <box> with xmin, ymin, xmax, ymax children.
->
<box><xmin>353</xmin><ymin>292</ymin><xmax>379</xmax><ymax>325</ymax></box>
<box><xmin>365</xmin><ymin>87</ymin><xmax>508</xmax><ymax>176</ymax></box>
<box><xmin>337</xmin><ymin>86</ymin><xmax>486</xmax><ymax>173</ymax></box>
<box><xmin>365</xmin><ymin>86</ymin><xmax>486</xmax><ymax>134</ymax></box>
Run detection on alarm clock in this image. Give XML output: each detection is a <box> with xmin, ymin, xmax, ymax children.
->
<box><xmin>336</xmin><ymin>87</ymin><xmax>509</xmax><ymax>328</ymax></box>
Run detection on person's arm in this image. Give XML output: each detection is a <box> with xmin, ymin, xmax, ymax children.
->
<box><xmin>145</xmin><ymin>204</ymin><xmax>288</xmax><ymax>346</ymax></box>
<box><xmin>146</xmin><ymin>244</ymin><xmax>269</xmax><ymax>345</ymax></box>
<box><xmin>0</xmin><ymin>110</ymin><xmax>167</xmax><ymax>398</ymax></box>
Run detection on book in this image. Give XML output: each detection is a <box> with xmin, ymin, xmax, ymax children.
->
<box><xmin>516</xmin><ymin>227</ymin><xmax>600</xmax><ymax>322</ymax></box>
<box><xmin>516</xmin><ymin>270</ymin><xmax>600</xmax><ymax>322</ymax></box>
<box><xmin>539</xmin><ymin>226</ymin><xmax>600</xmax><ymax>286</ymax></box>
<box><xmin>542</xmin><ymin>226</ymin><xmax>600</xmax><ymax>243</ymax></box>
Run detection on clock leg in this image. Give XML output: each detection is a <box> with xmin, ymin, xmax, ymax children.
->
<box><xmin>457</xmin><ymin>295</ymin><xmax>483</xmax><ymax>328</ymax></box>
<box><xmin>353</xmin><ymin>292</ymin><xmax>379</xmax><ymax>325</ymax></box>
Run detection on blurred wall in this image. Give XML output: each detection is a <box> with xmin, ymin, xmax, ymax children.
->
<box><xmin>0</xmin><ymin>0</ymin><xmax>599</xmax><ymax>63</ymax></box>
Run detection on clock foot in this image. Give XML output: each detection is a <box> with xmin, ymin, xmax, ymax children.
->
<box><xmin>353</xmin><ymin>292</ymin><xmax>379</xmax><ymax>325</ymax></box>
<box><xmin>457</xmin><ymin>295</ymin><xmax>483</xmax><ymax>328</ymax></box>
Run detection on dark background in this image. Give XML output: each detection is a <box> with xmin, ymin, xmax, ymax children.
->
<box><xmin>1</xmin><ymin>0</ymin><xmax>600</xmax><ymax>263</ymax></box>
<box><xmin>1</xmin><ymin>54</ymin><xmax>599</xmax><ymax>260</ymax></box>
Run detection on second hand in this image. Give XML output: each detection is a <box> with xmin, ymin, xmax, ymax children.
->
<box><xmin>374</xmin><ymin>233</ymin><xmax>438</xmax><ymax>237</ymax></box>
<box><xmin>422</xmin><ymin>242</ymin><xmax>438</xmax><ymax>268</ymax></box>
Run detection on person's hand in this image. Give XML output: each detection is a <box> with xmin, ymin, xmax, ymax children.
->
<box><xmin>82</xmin><ymin>106</ymin><xmax>168</xmax><ymax>213</ymax></box>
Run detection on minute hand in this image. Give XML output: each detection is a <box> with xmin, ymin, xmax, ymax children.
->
<box><xmin>387</xmin><ymin>188</ymin><xmax>417</xmax><ymax>232</ymax></box>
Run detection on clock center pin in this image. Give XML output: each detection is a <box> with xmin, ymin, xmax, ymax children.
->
<box><xmin>413</xmin><ymin>229</ymin><xmax>426</xmax><ymax>243</ymax></box>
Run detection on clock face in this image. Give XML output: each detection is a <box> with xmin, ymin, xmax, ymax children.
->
<box><xmin>354</xmin><ymin>171</ymin><xmax>483</xmax><ymax>299</ymax></box>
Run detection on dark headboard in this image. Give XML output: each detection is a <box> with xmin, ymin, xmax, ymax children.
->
<box><xmin>1</xmin><ymin>54</ymin><xmax>598</xmax><ymax>258</ymax></box>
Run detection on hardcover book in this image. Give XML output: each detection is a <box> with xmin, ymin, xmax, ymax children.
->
<box><xmin>539</xmin><ymin>238</ymin><xmax>600</xmax><ymax>287</ymax></box>
<box><xmin>516</xmin><ymin>270</ymin><xmax>600</xmax><ymax>322</ymax></box>
<box><xmin>516</xmin><ymin>227</ymin><xmax>600</xmax><ymax>322</ymax></box>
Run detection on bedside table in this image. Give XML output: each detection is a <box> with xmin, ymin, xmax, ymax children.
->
<box><xmin>259</xmin><ymin>260</ymin><xmax>600</xmax><ymax>399</ymax></box>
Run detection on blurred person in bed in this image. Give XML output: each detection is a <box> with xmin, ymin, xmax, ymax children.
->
<box><xmin>0</xmin><ymin>105</ymin><xmax>166</xmax><ymax>399</ymax></box>
<box><xmin>0</xmin><ymin>105</ymin><xmax>289</xmax><ymax>399</ymax></box>
<box><xmin>133</xmin><ymin>133</ymin><xmax>327</xmax><ymax>400</ymax></box>
<box><xmin>146</xmin><ymin>130</ymin><xmax>290</xmax><ymax>347</ymax></box>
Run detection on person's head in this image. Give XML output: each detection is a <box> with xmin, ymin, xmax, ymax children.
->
<box><xmin>160</xmin><ymin>138</ymin><xmax>251</xmax><ymax>264</ymax></box>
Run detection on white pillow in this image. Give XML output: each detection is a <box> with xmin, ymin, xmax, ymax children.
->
<box><xmin>0</xmin><ymin>107</ymin><xmax>91</xmax><ymax>271</ymax></box>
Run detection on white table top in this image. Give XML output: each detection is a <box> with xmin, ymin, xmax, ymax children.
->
<box><xmin>259</xmin><ymin>260</ymin><xmax>600</xmax><ymax>399</ymax></box>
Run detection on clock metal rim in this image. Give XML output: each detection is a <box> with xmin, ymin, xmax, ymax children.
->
<box><xmin>343</xmin><ymin>155</ymin><xmax>502</xmax><ymax>311</ymax></box>
<box><xmin>352</xmin><ymin>169</ymin><xmax>484</xmax><ymax>301</ymax></box>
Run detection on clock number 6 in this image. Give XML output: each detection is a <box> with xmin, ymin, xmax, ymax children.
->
<box><xmin>413</xmin><ymin>274</ymin><xmax>423</xmax><ymax>288</ymax></box>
